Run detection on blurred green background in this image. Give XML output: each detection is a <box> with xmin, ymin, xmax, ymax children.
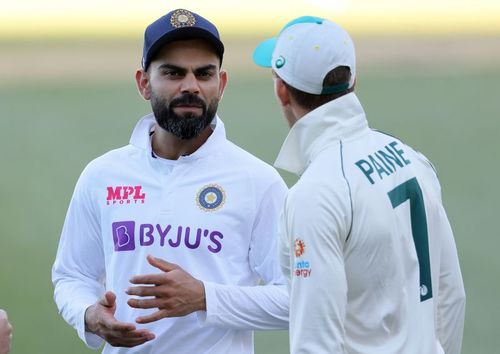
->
<box><xmin>1</xmin><ymin>29</ymin><xmax>499</xmax><ymax>354</ymax></box>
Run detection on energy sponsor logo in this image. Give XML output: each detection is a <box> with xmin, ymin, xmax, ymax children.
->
<box><xmin>197</xmin><ymin>184</ymin><xmax>226</xmax><ymax>212</ymax></box>
<box><xmin>106</xmin><ymin>186</ymin><xmax>146</xmax><ymax>205</ymax></box>
<box><xmin>111</xmin><ymin>221</ymin><xmax>224</xmax><ymax>253</ymax></box>
<box><xmin>293</xmin><ymin>238</ymin><xmax>312</xmax><ymax>278</ymax></box>
<box><xmin>295</xmin><ymin>260</ymin><xmax>312</xmax><ymax>278</ymax></box>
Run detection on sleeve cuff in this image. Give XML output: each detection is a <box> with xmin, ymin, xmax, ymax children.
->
<box><xmin>77</xmin><ymin>303</ymin><xmax>104</xmax><ymax>349</ymax></box>
<box><xmin>196</xmin><ymin>281</ymin><xmax>219</xmax><ymax>326</ymax></box>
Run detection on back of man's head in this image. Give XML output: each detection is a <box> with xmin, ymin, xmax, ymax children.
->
<box><xmin>253</xmin><ymin>16</ymin><xmax>356</xmax><ymax>110</ymax></box>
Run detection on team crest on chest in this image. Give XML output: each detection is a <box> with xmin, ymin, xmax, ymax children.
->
<box><xmin>197</xmin><ymin>184</ymin><xmax>226</xmax><ymax>212</ymax></box>
<box><xmin>170</xmin><ymin>9</ymin><xmax>196</xmax><ymax>28</ymax></box>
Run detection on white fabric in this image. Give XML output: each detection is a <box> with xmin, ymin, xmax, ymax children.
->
<box><xmin>272</xmin><ymin>19</ymin><xmax>356</xmax><ymax>94</ymax></box>
<box><xmin>52</xmin><ymin>114</ymin><xmax>289</xmax><ymax>354</ymax></box>
<box><xmin>276</xmin><ymin>93</ymin><xmax>465</xmax><ymax>354</ymax></box>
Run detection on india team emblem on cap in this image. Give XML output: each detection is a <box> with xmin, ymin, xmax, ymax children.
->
<box><xmin>294</xmin><ymin>238</ymin><xmax>306</xmax><ymax>257</ymax></box>
<box><xmin>197</xmin><ymin>184</ymin><xmax>226</xmax><ymax>212</ymax></box>
<box><xmin>170</xmin><ymin>9</ymin><xmax>196</xmax><ymax>28</ymax></box>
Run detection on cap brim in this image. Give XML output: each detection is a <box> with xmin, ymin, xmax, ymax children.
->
<box><xmin>252</xmin><ymin>37</ymin><xmax>277</xmax><ymax>68</ymax></box>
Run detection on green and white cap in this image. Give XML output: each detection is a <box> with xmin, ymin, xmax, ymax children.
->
<box><xmin>253</xmin><ymin>16</ymin><xmax>356</xmax><ymax>95</ymax></box>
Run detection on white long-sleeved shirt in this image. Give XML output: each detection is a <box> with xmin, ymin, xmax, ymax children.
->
<box><xmin>52</xmin><ymin>114</ymin><xmax>289</xmax><ymax>354</ymax></box>
<box><xmin>276</xmin><ymin>93</ymin><xmax>465</xmax><ymax>354</ymax></box>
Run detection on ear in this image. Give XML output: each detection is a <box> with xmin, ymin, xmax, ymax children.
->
<box><xmin>218</xmin><ymin>70</ymin><xmax>228</xmax><ymax>99</ymax></box>
<box><xmin>275</xmin><ymin>78</ymin><xmax>291</xmax><ymax>107</ymax></box>
<box><xmin>135</xmin><ymin>69</ymin><xmax>151</xmax><ymax>100</ymax></box>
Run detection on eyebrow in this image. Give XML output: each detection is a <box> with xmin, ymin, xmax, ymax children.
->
<box><xmin>157</xmin><ymin>64</ymin><xmax>217</xmax><ymax>74</ymax></box>
<box><xmin>194</xmin><ymin>64</ymin><xmax>217</xmax><ymax>74</ymax></box>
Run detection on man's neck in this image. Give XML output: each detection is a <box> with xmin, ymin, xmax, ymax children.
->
<box><xmin>151</xmin><ymin>124</ymin><xmax>213</xmax><ymax>160</ymax></box>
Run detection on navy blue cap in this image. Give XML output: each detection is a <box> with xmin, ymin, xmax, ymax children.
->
<box><xmin>142</xmin><ymin>9</ymin><xmax>224</xmax><ymax>70</ymax></box>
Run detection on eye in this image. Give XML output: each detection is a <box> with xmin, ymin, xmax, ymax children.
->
<box><xmin>196</xmin><ymin>71</ymin><xmax>214</xmax><ymax>80</ymax></box>
<box><xmin>161</xmin><ymin>69</ymin><xmax>183</xmax><ymax>78</ymax></box>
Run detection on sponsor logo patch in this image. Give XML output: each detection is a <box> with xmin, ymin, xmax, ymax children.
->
<box><xmin>293</xmin><ymin>238</ymin><xmax>312</xmax><ymax>278</ymax></box>
<box><xmin>111</xmin><ymin>221</ymin><xmax>224</xmax><ymax>253</ymax></box>
<box><xmin>112</xmin><ymin>221</ymin><xmax>136</xmax><ymax>251</ymax></box>
<box><xmin>294</xmin><ymin>238</ymin><xmax>306</xmax><ymax>257</ymax></box>
<box><xmin>197</xmin><ymin>184</ymin><xmax>226</xmax><ymax>212</ymax></box>
<box><xmin>106</xmin><ymin>186</ymin><xmax>146</xmax><ymax>205</ymax></box>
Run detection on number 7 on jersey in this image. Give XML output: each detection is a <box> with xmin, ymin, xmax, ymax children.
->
<box><xmin>388</xmin><ymin>177</ymin><xmax>433</xmax><ymax>302</ymax></box>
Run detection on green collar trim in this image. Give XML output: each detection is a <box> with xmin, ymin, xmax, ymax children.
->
<box><xmin>320</xmin><ymin>83</ymin><xmax>349</xmax><ymax>95</ymax></box>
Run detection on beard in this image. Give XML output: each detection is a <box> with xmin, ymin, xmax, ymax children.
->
<box><xmin>151</xmin><ymin>92</ymin><xmax>219</xmax><ymax>140</ymax></box>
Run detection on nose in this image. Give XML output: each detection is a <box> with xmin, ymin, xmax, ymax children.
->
<box><xmin>180</xmin><ymin>73</ymin><xmax>200</xmax><ymax>94</ymax></box>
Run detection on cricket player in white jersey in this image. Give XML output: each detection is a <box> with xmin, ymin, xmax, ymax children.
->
<box><xmin>52</xmin><ymin>9</ymin><xmax>289</xmax><ymax>354</ymax></box>
<box><xmin>253</xmin><ymin>16</ymin><xmax>466</xmax><ymax>354</ymax></box>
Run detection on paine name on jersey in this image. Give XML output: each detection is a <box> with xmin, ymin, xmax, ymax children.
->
<box><xmin>355</xmin><ymin>140</ymin><xmax>411</xmax><ymax>184</ymax></box>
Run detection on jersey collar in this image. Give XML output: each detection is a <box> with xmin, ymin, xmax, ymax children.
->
<box><xmin>129</xmin><ymin>113</ymin><xmax>227</xmax><ymax>161</ymax></box>
<box><xmin>274</xmin><ymin>92</ymin><xmax>369</xmax><ymax>175</ymax></box>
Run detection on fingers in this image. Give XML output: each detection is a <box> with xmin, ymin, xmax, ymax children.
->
<box><xmin>135</xmin><ymin>310</ymin><xmax>168</xmax><ymax>324</ymax></box>
<box><xmin>100</xmin><ymin>315</ymin><xmax>155</xmax><ymax>347</ymax></box>
<box><xmin>102</xmin><ymin>317</ymin><xmax>137</xmax><ymax>332</ymax></box>
<box><xmin>127</xmin><ymin>298</ymin><xmax>163</xmax><ymax>310</ymax></box>
<box><xmin>126</xmin><ymin>285</ymin><xmax>157</xmax><ymax>297</ymax></box>
<box><xmin>105</xmin><ymin>328</ymin><xmax>155</xmax><ymax>348</ymax></box>
<box><xmin>146</xmin><ymin>255</ymin><xmax>179</xmax><ymax>273</ymax></box>
<box><xmin>129</xmin><ymin>256</ymin><xmax>180</xmax><ymax>285</ymax></box>
<box><xmin>100</xmin><ymin>291</ymin><xmax>116</xmax><ymax>307</ymax></box>
<box><xmin>129</xmin><ymin>273</ymin><xmax>166</xmax><ymax>285</ymax></box>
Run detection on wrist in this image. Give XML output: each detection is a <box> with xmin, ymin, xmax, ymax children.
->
<box><xmin>84</xmin><ymin>305</ymin><xmax>98</xmax><ymax>333</ymax></box>
<box><xmin>198</xmin><ymin>280</ymin><xmax>207</xmax><ymax>311</ymax></box>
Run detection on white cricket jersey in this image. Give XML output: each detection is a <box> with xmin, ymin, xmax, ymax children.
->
<box><xmin>52</xmin><ymin>114</ymin><xmax>289</xmax><ymax>354</ymax></box>
<box><xmin>275</xmin><ymin>93</ymin><xmax>465</xmax><ymax>354</ymax></box>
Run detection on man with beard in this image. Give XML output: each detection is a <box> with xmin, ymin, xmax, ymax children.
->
<box><xmin>52</xmin><ymin>9</ymin><xmax>289</xmax><ymax>354</ymax></box>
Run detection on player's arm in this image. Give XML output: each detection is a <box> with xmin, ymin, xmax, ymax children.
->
<box><xmin>52</xmin><ymin>168</ymin><xmax>154</xmax><ymax>348</ymax></box>
<box><xmin>285</xmin><ymin>179</ymin><xmax>350</xmax><ymax>353</ymax></box>
<box><xmin>434</xmin><ymin>204</ymin><xmax>466</xmax><ymax>354</ymax></box>
<box><xmin>420</xmin><ymin>167</ymin><xmax>466</xmax><ymax>354</ymax></box>
<box><xmin>200</xmin><ymin>179</ymin><xmax>289</xmax><ymax>330</ymax></box>
<box><xmin>126</xmin><ymin>179</ymin><xmax>289</xmax><ymax>330</ymax></box>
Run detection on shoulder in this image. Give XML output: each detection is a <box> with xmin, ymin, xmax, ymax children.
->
<box><xmin>223</xmin><ymin>140</ymin><xmax>286</xmax><ymax>186</ymax></box>
<box><xmin>288</xmin><ymin>148</ymin><xmax>351</xmax><ymax>218</ymax></box>
<box><xmin>373</xmin><ymin>130</ymin><xmax>439</xmax><ymax>176</ymax></box>
<box><xmin>370</xmin><ymin>130</ymin><xmax>443</xmax><ymax>194</ymax></box>
<box><xmin>76</xmin><ymin>144</ymin><xmax>139</xmax><ymax>186</ymax></box>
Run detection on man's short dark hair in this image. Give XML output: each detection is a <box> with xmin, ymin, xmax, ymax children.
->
<box><xmin>282</xmin><ymin>66</ymin><xmax>353</xmax><ymax>111</ymax></box>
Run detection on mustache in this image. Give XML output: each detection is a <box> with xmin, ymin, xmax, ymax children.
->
<box><xmin>170</xmin><ymin>94</ymin><xmax>206</xmax><ymax>108</ymax></box>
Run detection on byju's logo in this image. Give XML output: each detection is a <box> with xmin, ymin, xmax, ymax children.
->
<box><xmin>111</xmin><ymin>221</ymin><xmax>224</xmax><ymax>253</ymax></box>
<box><xmin>106</xmin><ymin>186</ymin><xmax>146</xmax><ymax>205</ymax></box>
<box><xmin>112</xmin><ymin>221</ymin><xmax>135</xmax><ymax>251</ymax></box>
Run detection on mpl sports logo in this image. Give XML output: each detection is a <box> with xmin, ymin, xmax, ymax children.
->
<box><xmin>106</xmin><ymin>186</ymin><xmax>146</xmax><ymax>205</ymax></box>
<box><xmin>111</xmin><ymin>221</ymin><xmax>224</xmax><ymax>253</ymax></box>
<box><xmin>294</xmin><ymin>238</ymin><xmax>312</xmax><ymax>278</ymax></box>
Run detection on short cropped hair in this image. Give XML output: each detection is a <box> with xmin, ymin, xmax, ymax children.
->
<box><xmin>281</xmin><ymin>66</ymin><xmax>353</xmax><ymax>111</ymax></box>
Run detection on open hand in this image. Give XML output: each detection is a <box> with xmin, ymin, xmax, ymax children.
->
<box><xmin>84</xmin><ymin>291</ymin><xmax>155</xmax><ymax>347</ymax></box>
<box><xmin>126</xmin><ymin>255</ymin><xmax>206</xmax><ymax>324</ymax></box>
